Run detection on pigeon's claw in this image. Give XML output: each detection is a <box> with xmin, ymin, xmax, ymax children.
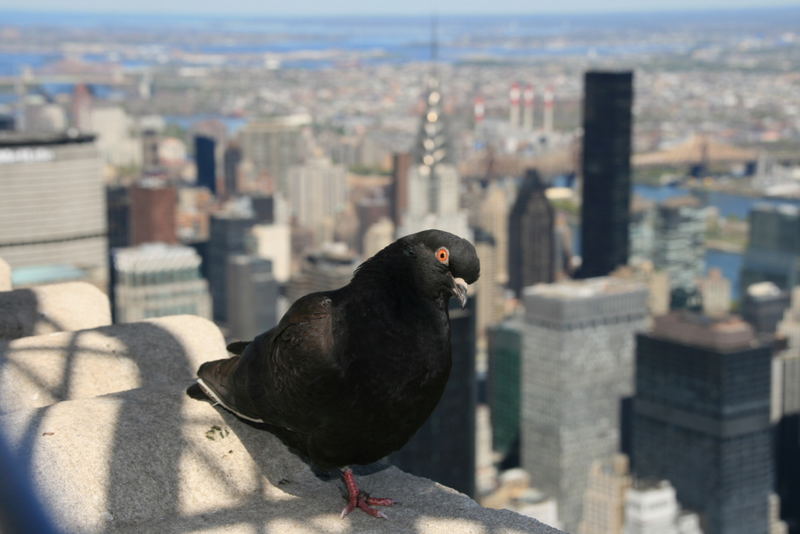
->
<box><xmin>339</xmin><ymin>468</ymin><xmax>394</xmax><ymax>520</ymax></box>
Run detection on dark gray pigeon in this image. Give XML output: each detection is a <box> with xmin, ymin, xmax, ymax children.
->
<box><xmin>189</xmin><ymin>229</ymin><xmax>479</xmax><ymax>518</ymax></box>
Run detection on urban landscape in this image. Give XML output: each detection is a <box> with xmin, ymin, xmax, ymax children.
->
<box><xmin>1</xmin><ymin>3</ymin><xmax>799</xmax><ymax>533</ymax></box>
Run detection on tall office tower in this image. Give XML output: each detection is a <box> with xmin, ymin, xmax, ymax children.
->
<box><xmin>399</xmin><ymin>78</ymin><xmax>470</xmax><ymax>239</ymax></box>
<box><xmin>226</xmin><ymin>255</ymin><xmax>279</xmax><ymax>340</ymax></box>
<box><xmin>508</xmin><ymin>169</ymin><xmax>555</xmax><ymax>297</ymax></box>
<box><xmin>70</xmin><ymin>83</ymin><xmax>92</xmax><ymax>132</ymax></box>
<box><xmin>208</xmin><ymin>211</ymin><xmax>255</xmax><ymax>323</ymax></box>
<box><xmin>509</xmin><ymin>82</ymin><xmax>521</xmax><ymax>127</ymax></box>
<box><xmin>287</xmin><ymin>157</ymin><xmax>348</xmax><ymax>237</ymax></box>
<box><xmin>130</xmin><ymin>179</ymin><xmax>178</xmax><ymax>245</ymax></box>
<box><xmin>391</xmin><ymin>296</ymin><xmax>476</xmax><ymax>497</ymax></box>
<box><xmin>741</xmin><ymin>203</ymin><xmax>800</xmax><ymax>293</ymax></box>
<box><xmin>106</xmin><ymin>185</ymin><xmax>131</xmax><ymax>251</ymax></box>
<box><xmin>0</xmin><ymin>133</ymin><xmax>107</xmax><ymax>286</ymax></box>
<box><xmin>578</xmin><ymin>455</ymin><xmax>631</xmax><ymax>534</ymax></box>
<box><xmin>222</xmin><ymin>142</ymin><xmax>242</xmax><ymax>199</ymax></box>
<box><xmin>194</xmin><ymin>135</ymin><xmax>217</xmax><ymax>195</ymax></box>
<box><xmin>775</xmin><ymin>287</ymin><xmax>800</xmax><ymax>533</ymax></box>
<box><xmin>629</xmin><ymin>196</ymin><xmax>655</xmax><ymax>264</ymax></box>
<box><xmin>651</xmin><ymin>196</ymin><xmax>706</xmax><ymax>297</ymax></box>
<box><xmin>623</xmin><ymin>480</ymin><xmax>703</xmax><ymax>534</ymax></box>
<box><xmin>239</xmin><ymin>114</ymin><xmax>310</xmax><ymax>194</ymax></box>
<box><xmin>355</xmin><ymin>191</ymin><xmax>389</xmax><ymax>253</ymax></box>
<box><xmin>699</xmin><ymin>268</ymin><xmax>732</xmax><ymax>318</ymax></box>
<box><xmin>112</xmin><ymin>243</ymin><xmax>211</xmax><ymax>323</ymax></box>
<box><xmin>479</xmin><ymin>182</ymin><xmax>510</xmax><ymax>284</ymax></box>
<box><xmin>251</xmin><ymin>223</ymin><xmax>291</xmax><ymax>284</ymax></box>
<box><xmin>742</xmin><ymin>282</ymin><xmax>791</xmax><ymax>336</ymax></box>
<box><xmin>522</xmin><ymin>85</ymin><xmax>535</xmax><ymax>131</ymax></box>
<box><xmin>474</xmin><ymin>230</ymin><xmax>503</xmax><ymax>350</ymax></box>
<box><xmin>285</xmin><ymin>243</ymin><xmax>359</xmax><ymax>305</ymax></box>
<box><xmin>543</xmin><ymin>86</ymin><xmax>555</xmax><ymax>133</ymax></box>
<box><xmin>578</xmin><ymin>71</ymin><xmax>634</xmax><ymax>279</ymax></box>
<box><xmin>141</xmin><ymin>129</ymin><xmax>160</xmax><ymax>174</ymax></box>
<box><xmin>249</xmin><ymin>194</ymin><xmax>275</xmax><ymax>224</ymax></box>
<box><xmin>390</xmin><ymin>152</ymin><xmax>411</xmax><ymax>229</ymax></box>
<box><xmin>488</xmin><ymin>317</ymin><xmax>524</xmax><ymax>467</ymax></box>
<box><xmin>631</xmin><ymin>313</ymin><xmax>773</xmax><ymax>534</ymax></box>
<box><xmin>522</xmin><ymin>278</ymin><xmax>648</xmax><ymax>531</ymax></box>
<box><xmin>362</xmin><ymin>217</ymin><xmax>394</xmax><ymax>259</ymax></box>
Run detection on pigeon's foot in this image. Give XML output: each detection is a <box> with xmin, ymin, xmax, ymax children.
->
<box><xmin>339</xmin><ymin>467</ymin><xmax>395</xmax><ymax>519</ymax></box>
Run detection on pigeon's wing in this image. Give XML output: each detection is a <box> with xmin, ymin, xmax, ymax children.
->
<box><xmin>240</xmin><ymin>291</ymin><xmax>345</xmax><ymax>432</ymax></box>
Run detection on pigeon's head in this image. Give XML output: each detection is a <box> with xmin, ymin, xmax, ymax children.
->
<box><xmin>401</xmin><ymin>229</ymin><xmax>480</xmax><ymax>308</ymax></box>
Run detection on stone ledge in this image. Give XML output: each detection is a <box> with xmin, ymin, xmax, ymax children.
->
<box><xmin>2</xmin><ymin>385</ymin><xmax>562</xmax><ymax>534</ymax></box>
<box><xmin>0</xmin><ymin>281</ymin><xmax>111</xmax><ymax>340</ymax></box>
<box><xmin>0</xmin><ymin>315</ymin><xmax>227</xmax><ymax>413</ymax></box>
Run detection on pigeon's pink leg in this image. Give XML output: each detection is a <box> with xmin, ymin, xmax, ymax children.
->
<box><xmin>339</xmin><ymin>467</ymin><xmax>395</xmax><ymax>519</ymax></box>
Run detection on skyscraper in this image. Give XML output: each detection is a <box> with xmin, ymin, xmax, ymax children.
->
<box><xmin>130</xmin><ymin>179</ymin><xmax>178</xmax><ymax>246</ymax></box>
<box><xmin>508</xmin><ymin>169</ymin><xmax>555</xmax><ymax>297</ymax></box>
<box><xmin>488</xmin><ymin>317</ymin><xmax>524</xmax><ymax>467</ymax></box>
<box><xmin>112</xmin><ymin>243</ymin><xmax>211</xmax><ymax>323</ymax></box>
<box><xmin>390</xmin><ymin>151</ymin><xmax>411</xmax><ymax>229</ymax></box>
<box><xmin>240</xmin><ymin>114</ymin><xmax>310</xmax><ymax>194</ymax></box>
<box><xmin>631</xmin><ymin>313</ymin><xmax>773</xmax><ymax>534</ymax></box>
<box><xmin>208</xmin><ymin>211</ymin><xmax>255</xmax><ymax>322</ymax></box>
<box><xmin>391</xmin><ymin>296</ymin><xmax>476</xmax><ymax>497</ymax></box>
<box><xmin>742</xmin><ymin>281</ymin><xmax>791</xmax><ymax>336</ymax></box>
<box><xmin>740</xmin><ymin>203</ymin><xmax>800</xmax><ymax>294</ymax></box>
<box><xmin>399</xmin><ymin>77</ymin><xmax>470</xmax><ymax>239</ymax></box>
<box><xmin>578</xmin><ymin>71</ymin><xmax>634</xmax><ymax>278</ymax></box>
<box><xmin>287</xmin><ymin>156</ymin><xmax>348</xmax><ymax>241</ymax></box>
<box><xmin>222</xmin><ymin>142</ymin><xmax>242</xmax><ymax>199</ymax></box>
<box><xmin>226</xmin><ymin>255</ymin><xmax>279</xmax><ymax>340</ymax></box>
<box><xmin>0</xmin><ymin>132</ymin><xmax>107</xmax><ymax>286</ymax></box>
<box><xmin>285</xmin><ymin>243</ymin><xmax>359</xmax><ymax>305</ymax></box>
<box><xmin>194</xmin><ymin>134</ymin><xmax>217</xmax><ymax>195</ymax></box>
<box><xmin>522</xmin><ymin>277</ymin><xmax>648</xmax><ymax>532</ymax></box>
<box><xmin>651</xmin><ymin>196</ymin><xmax>706</xmax><ymax>297</ymax></box>
<box><xmin>478</xmin><ymin>181</ymin><xmax>510</xmax><ymax>285</ymax></box>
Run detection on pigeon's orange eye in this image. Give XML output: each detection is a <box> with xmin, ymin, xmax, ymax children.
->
<box><xmin>436</xmin><ymin>247</ymin><xmax>449</xmax><ymax>264</ymax></box>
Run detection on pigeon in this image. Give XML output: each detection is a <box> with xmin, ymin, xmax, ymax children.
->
<box><xmin>189</xmin><ymin>229</ymin><xmax>479</xmax><ymax>519</ymax></box>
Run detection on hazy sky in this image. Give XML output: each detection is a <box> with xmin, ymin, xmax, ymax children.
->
<box><xmin>1</xmin><ymin>0</ymin><xmax>800</xmax><ymax>15</ymax></box>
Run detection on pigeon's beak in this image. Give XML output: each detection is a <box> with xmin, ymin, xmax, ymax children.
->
<box><xmin>452</xmin><ymin>277</ymin><xmax>468</xmax><ymax>308</ymax></box>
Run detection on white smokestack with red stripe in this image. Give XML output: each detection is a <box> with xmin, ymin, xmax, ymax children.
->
<box><xmin>522</xmin><ymin>84</ymin><xmax>534</xmax><ymax>131</ymax></box>
<box><xmin>473</xmin><ymin>96</ymin><xmax>485</xmax><ymax>125</ymax></box>
<box><xmin>509</xmin><ymin>82</ymin><xmax>521</xmax><ymax>128</ymax></box>
<box><xmin>543</xmin><ymin>85</ymin><xmax>555</xmax><ymax>133</ymax></box>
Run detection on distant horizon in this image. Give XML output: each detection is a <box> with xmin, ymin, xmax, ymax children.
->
<box><xmin>1</xmin><ymin>1</ymin><xmax>800</xmax><ymax>18</ymax></box>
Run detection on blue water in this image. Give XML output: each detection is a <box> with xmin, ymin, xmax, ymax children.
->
<box><xmin>633</xmin><ymin>184</ymin><xmax>800</xmax><ymax>220</ymax></box>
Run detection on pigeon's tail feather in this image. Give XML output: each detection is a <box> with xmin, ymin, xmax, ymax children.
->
<box><xmin>196</xmin><ymin>357</ymin><xmax>264</xmax><ymax>423</ymax></box>
<box><xmin>226</xmin><ymin>340</ymin><xmax>250</xmax><ymax>355</ymax></box>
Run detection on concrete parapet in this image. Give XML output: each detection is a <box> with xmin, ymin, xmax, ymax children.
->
<box><xmin>1</xmin><ymin>385</ymin><xmax>561</xmax><ymax>534</ymax></box>
<box><xmin>0</xmin><ymin>315</ymin><xmax>226</xmax><ymax>413</ymax></box>
<box><xmin>0</xmin><ymin>281</ymin><xmax>111</xmax><ymax>340</ymax></box>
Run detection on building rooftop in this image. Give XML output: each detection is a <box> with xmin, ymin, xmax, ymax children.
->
<box><xmin>0</xmin><ymin>130</ymin><xmax>95</xmax><ymax>148</ymax></box>
<box><xmin>650</xmin><ymin>312</ymin><xmax>758</xmax><ymax>352</ymax></box>
<box><xmin>525</xmin><ymin>276</ymin><xmax>645</xmax><ymax>300</ymax></box>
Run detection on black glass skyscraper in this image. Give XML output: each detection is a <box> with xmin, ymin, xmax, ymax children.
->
<box><xmin>578</xmin><ymin>71</ymin><xmax>633</xmax><ymax>278</ymax></box>
<box><xmin>195</xmin><ymin>135</ymin><xmax>217</xmax><ymax>195</ymax></box>
<box><xmin>508</xmin><ymin>169</ymin><xmax>555</xmax><ymax>297</ymax></box>
<box><xmin>631</xmin><ymin>313</ymin><xmax>773</xmax><ymax>534</ymax></box>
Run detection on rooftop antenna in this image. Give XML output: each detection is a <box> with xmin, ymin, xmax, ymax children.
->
<box><xmin>430</xmin><ymin>13</ymin><xmax>439</xmax><ymax>85</ymax></box>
